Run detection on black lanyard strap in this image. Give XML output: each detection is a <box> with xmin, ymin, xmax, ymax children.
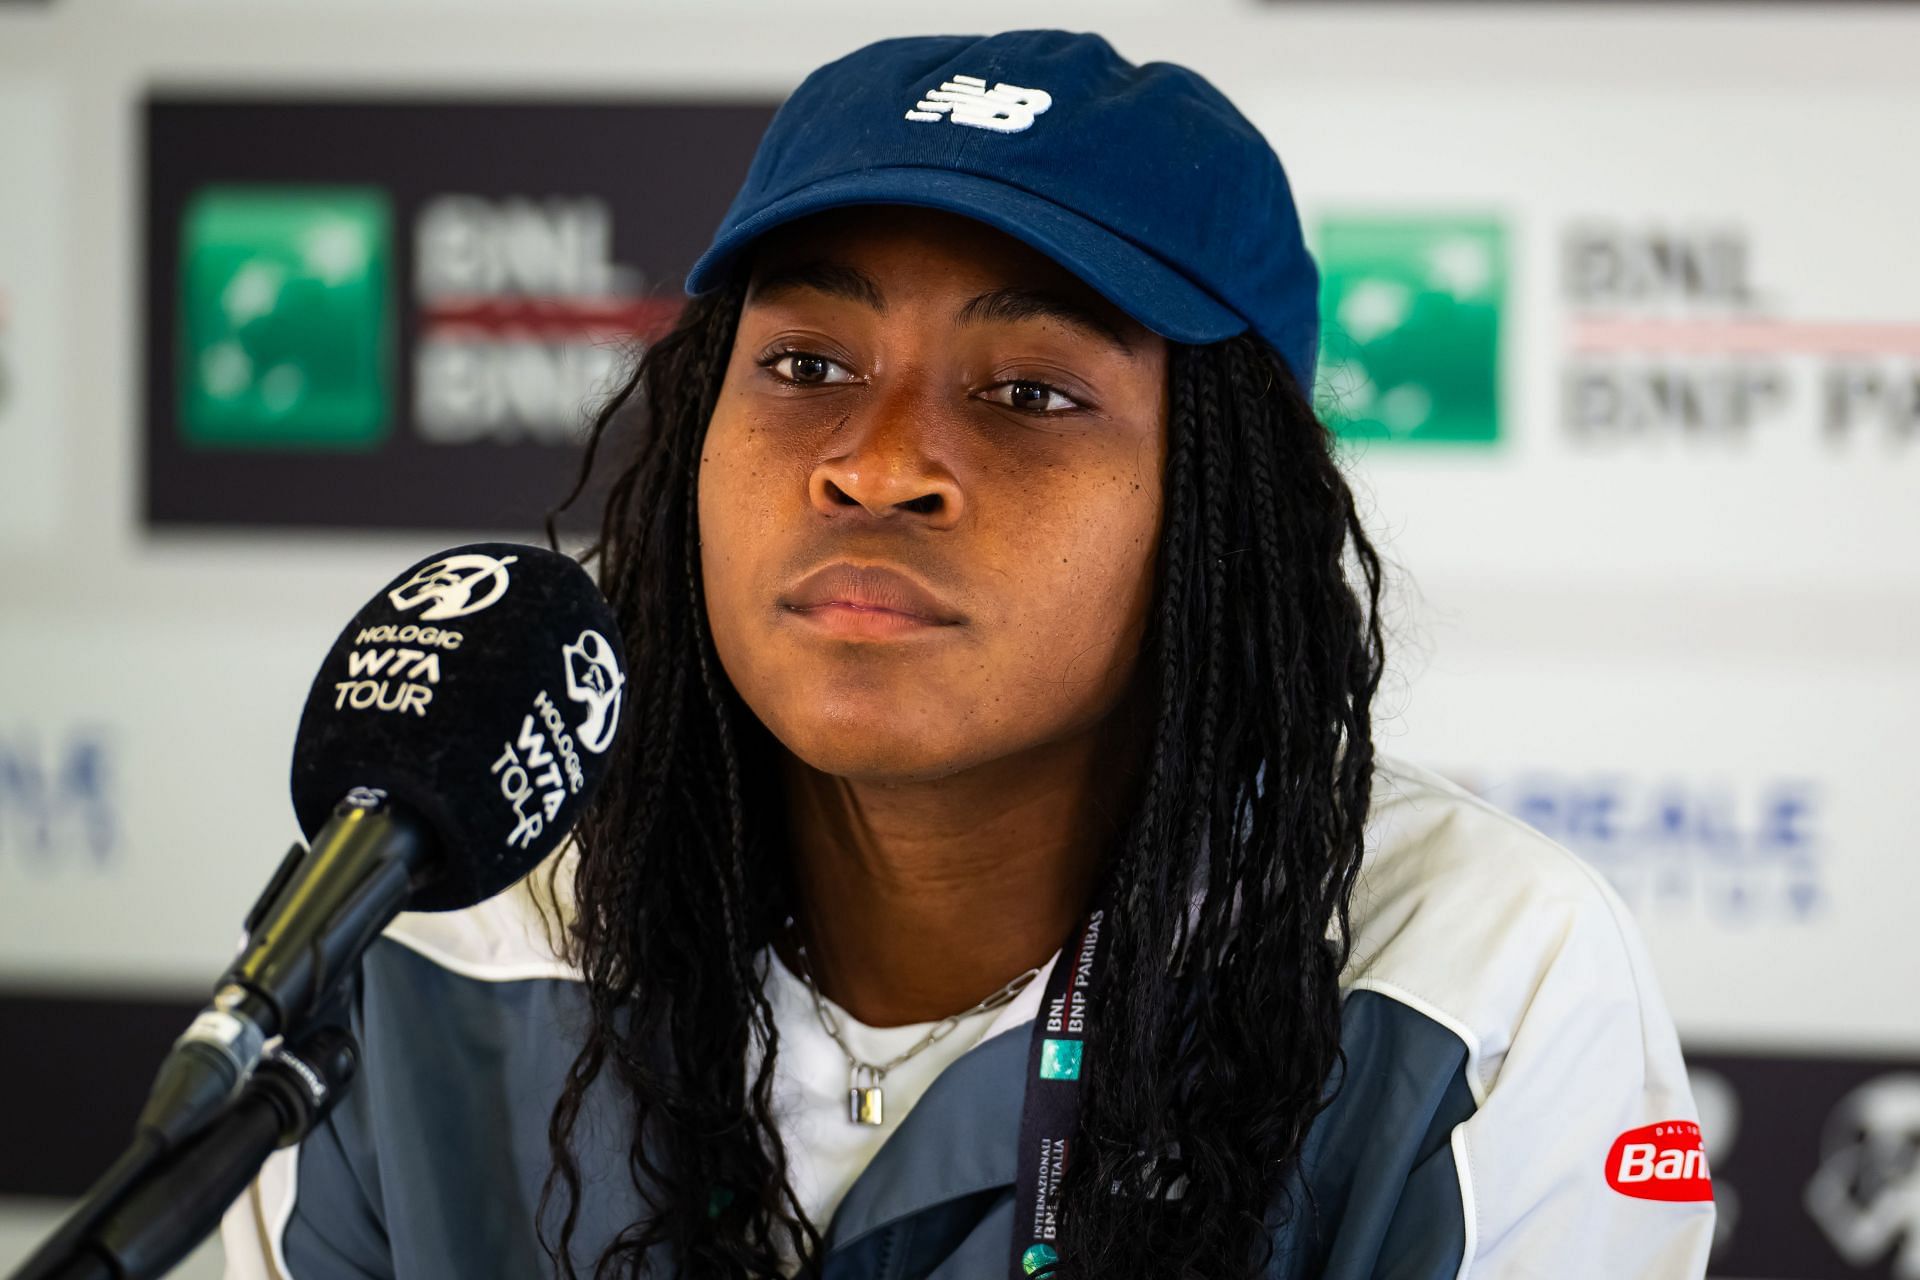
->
<box><xmin>1010</xmin><ymin>899</ymin><xmax>1109</xmax><ymax>1277</ymax></box>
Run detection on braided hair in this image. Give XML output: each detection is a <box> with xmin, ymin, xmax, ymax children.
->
<box><xmin>539</xmin><ymin>263</ymin><xmax>1384</xmax><ymax>1278</ymax></box>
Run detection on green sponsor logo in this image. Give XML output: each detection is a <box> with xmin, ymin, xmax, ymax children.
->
<box><xmin>178</xmin><ymin>186</ymin><xmax>393</xmax><ymax>449</ymax></box>
<box><xmin>1312</xmin><ymin>216</ymin><xmax>1504</xmax><ymax>445</ymax></box>
<box><xmin>1022</xmin><ymin>1243</ymin><xmax>1060</xmax><ymax>1274</ymax></box>
<box><xmin>1038</xmin><ymin>1038</ymin><xmax>1082</xmax><ymax>1081</ymax></box>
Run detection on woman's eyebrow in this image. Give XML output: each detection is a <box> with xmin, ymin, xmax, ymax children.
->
<box><xmin>955</xmin><ymin>286</ymin><xmax>1135</xmax><ymax>357</ymax></box>
<box><xmin>748</xmin><ymin>259</ymin><xmax>1136</xmax><ymax>357</ymax></box>
<box><xmin>748</xmin><ymin>260</ymin><xmax>887</xmax><ymax>311</ymax></box>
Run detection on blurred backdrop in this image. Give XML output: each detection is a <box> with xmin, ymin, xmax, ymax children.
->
<box><xmin>1</xmin><ymin>2</ymin><xmax>1916</xmax><ymax>1277</ymax></box>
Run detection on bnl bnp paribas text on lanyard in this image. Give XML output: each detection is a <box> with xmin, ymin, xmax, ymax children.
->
<box><xmin>1011</xmin><ymin>896</ymin><xmax>1109</xmax><ymax>1278</ymax></box>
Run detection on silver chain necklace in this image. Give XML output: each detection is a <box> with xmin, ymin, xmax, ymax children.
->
<box><xmin>782</xmin><ymin>915</ymin><xmax>1042</xmax><ymax>1126</ymax></box>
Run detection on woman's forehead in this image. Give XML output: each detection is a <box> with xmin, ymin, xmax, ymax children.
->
<box><xmin>743</xmin><ymin>205</ymin><xmax>1153</xmax><ymax>344</ymax></box>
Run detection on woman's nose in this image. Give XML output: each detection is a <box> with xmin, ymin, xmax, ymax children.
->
<box><xmin>806</xmin><ymin>384</ymin><xmax>965</xmax><ymax>527</ymax></box>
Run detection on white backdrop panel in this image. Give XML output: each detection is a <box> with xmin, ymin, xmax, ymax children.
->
<box><xmin>0</xmin><ymin>76</ymin><xmax>66</xmax><ymax>550</ymax></box>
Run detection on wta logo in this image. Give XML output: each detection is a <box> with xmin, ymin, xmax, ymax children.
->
<box><xmin>387</xmin><ymin>552</ymin><xmax>517</xmax><ymax>621</ymax></box>
<box><xmin>1606</xmin><ymin>1121</ymin><xmax>1713</xmax><ymax>1202</ymax></box>
<box><xmin>562</xmin><ymin>629</ymin><xmax>625</xmax><ymax>754</ymax></box>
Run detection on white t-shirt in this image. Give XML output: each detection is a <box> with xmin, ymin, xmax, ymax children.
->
<box><xmin>757</xmin><ymin>943</ymin><xmax>1060</xmax><ymax>1275</ymax></box>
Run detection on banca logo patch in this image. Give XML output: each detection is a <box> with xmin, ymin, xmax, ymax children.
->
<box><xmin>1311</xmin><ymin>215</ymin><xmax>1504</xmax><ymax>446</ymax></box>
<box><xmin>178</xmin><ymin>185</ymin><xmax>393</xmax><ymax>449</ymax></box>
<box><xmin>1606</xmin><ymin>1120</ymin><xmax>1713</xmax><ymax>1202</ymax></box>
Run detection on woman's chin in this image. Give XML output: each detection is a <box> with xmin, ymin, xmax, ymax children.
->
<box><xmin>777</xmin><ymin>724</ymin><xmax>978</xmax><ymax>784</ymax></box>
<box><xmin>757</xmin><ymin>697</ymin><xmax>1007</xmax><ymax>784</ymax></box>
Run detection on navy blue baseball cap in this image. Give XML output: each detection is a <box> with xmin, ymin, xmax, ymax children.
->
<box><xmin>685</xmin><ymin>29</ymin><xmax>1322</xmax><ymax>392</ymax></box>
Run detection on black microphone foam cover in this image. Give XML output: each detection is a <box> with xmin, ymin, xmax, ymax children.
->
<box><xmin>290</xmin><ymin>543</ymin><xmax>628</xmax><ymax>912</ymax></box>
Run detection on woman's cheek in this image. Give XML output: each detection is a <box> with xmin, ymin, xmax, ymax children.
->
<box><xmin>697</xmin><ymin>438</ymin><xmax>760</xmax><ymax>647</ymax></box>
<box><xmin>1012</xmin><ymin>528</ymin><xmax>1132</xmax><ymax>697</ymax></box>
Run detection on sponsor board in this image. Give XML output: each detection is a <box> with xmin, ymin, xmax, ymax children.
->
<box><xmin>1377</xmin><ymin>654</ymin><xmax>1918</xmax><ymax>1049</ymax></box>
<box><xmin>1562</xmin><ymin>223</ymin><xmax>1920</xmax><ymax>452</ymax></box>
<box><xmin>0</xmin><ymin>726</ymin><xmax>117</xmax><ymax>869</ymax></box>
<box><xmin>144</xmin><ymin>98</ymin><xmax>775</xmax><ymax>532</ymax></box>
<box><xmin>0</xmin><ymin>615</ymin><xmax>316</xmax><ymax>988</ymax></box>
<box><xmin>1268</xmin><ymin>88</ymin><xmax>1920</xmax><ymax>588</ymax></box>
<box><xmin>0</xmin><ymin>79</ymin><xmax>65</xmax><ymax>547</ymax></box>
<box><xmin>1460</xmin><ymin>770</ymin><xmax>1823</xmax><ymax>927</ymax></box>
<box><xmin>1691</xmin><ymin>1051</ymin><xmax>1920</xmax><ymax>1280</ymax></box>
<box><xmin>1315</xmin><ymin>212</ymin><xmax>1920</xmax><ymax>459</ymax></box>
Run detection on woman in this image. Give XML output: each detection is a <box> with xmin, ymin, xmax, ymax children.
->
<box><xmin>224</xmin><ymin>30</ymin><xmax>1714</xmax><ymax>1280</ymax></box>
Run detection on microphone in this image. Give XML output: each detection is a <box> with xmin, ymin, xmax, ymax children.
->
<box><xmin>139</xmin><ymin>541</ymin><xmax>628</xmax><ymax>1149</ymax></box>
<box><xmin>11</xmin><ymin>542</ymin><xmax>627</xmax><ymax>1280</ymax></box>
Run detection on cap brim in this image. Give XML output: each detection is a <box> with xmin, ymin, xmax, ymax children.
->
<box><xmin>683</xmin><ymin>167</ymin><xmax>1248</xmax><ymax>346</ymax></box>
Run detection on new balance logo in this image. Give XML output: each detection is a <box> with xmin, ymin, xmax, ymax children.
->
<box><xmin>905</xmin><ymin>75</ymin><xmax>1052</xmax><ymax>134</ymax></box>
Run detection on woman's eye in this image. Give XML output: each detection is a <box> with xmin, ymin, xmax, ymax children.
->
<box><xmin>765</xmin><ymin>352</ymin><xmax>857</xmax><ymax>386</ymax></box>
<box><xmin>982</xmin><ymin>380</ymin><xmax>1081</xmax><ymax>414</ymax></box>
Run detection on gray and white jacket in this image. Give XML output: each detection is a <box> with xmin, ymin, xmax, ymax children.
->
<box><xmin>220</xmin><ymin>756</ymin><xmax>1715</xmax><ymax>1278</ymax></box>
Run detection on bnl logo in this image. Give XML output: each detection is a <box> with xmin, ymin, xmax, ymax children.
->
<box><xmin>1311</xmin><ymin>215</ymin><xmax>1506</xmax><ymax>446</ymax></box>
<box><xmin>0</xmin><ymin>728</ymin><xmax>117</xmax><ymax>865</ymax></box>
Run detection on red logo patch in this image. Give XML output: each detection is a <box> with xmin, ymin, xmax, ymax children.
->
<box><xmin>1605</xmin><ymin>1121</ymin><xmax>1713</xmax><ymax>1201</ymax></box>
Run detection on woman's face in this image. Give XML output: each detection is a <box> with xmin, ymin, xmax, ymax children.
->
<box><xmin>697</xmin><ymin>205</ymin><xmax>1169</xmax><ymax>783</ymax></box>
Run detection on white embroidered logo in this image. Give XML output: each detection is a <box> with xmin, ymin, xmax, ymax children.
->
<box><xmin>561</xmin><ymin>628</ymin><xmax>626</xmax><ymax>755</ymax></box>
<box><xmin>387</xmin><ymin>552</ymin><xmax>518</xmax><ymax>621</ymax></box>
<box><xmin>905</xmin><ymin>75</ymin><xmax>1052</xmax><ymax>134</ymax></box>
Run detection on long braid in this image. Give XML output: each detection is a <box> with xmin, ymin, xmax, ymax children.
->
<box><xmin>1083</xmin><ymin>327</ymin><xmax>1204</xmax><ymax>1214</ymax></box>
<box><xmin>675</xmin><ymin>320</ymin><xmax>823</xmax><ymax>1269</ymax></box>
<box><xmin>1052</xmin><ymin>334</ymin><xmax>1382</xmax><ymax>1278</ymax></box>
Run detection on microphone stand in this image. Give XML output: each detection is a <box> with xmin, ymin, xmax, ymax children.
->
<box><xmin>8</xmin><ymin>1018</ymin><xmax>359</xmax><ymax>1280</ymax></box>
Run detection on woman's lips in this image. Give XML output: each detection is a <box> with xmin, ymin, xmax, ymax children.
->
<box><xmin>780</xmin><ymin>561</ymin><xmax>966</xmax><ymax>629</ymax></box>
<box><xmin>784</xmin><ymin>601</ymin><xmax>952</xmax><ymax>639</ymax></box>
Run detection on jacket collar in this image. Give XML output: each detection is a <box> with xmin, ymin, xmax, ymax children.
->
<box><xmin>824</xmin><ymin>1017</ymin><xmax>1031</xmax><ymax>1252</ymax></box>
<box><xmin>823</xmin><ymin>948</ymin><xmax>1059</xmax><ymax>1251</ymax></box>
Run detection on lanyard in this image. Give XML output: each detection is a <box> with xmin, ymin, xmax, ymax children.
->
<box><xmin>1009</xmin><ymin>896</ymin><xmax>1109</xmax><ymax>1278</ymax></box>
